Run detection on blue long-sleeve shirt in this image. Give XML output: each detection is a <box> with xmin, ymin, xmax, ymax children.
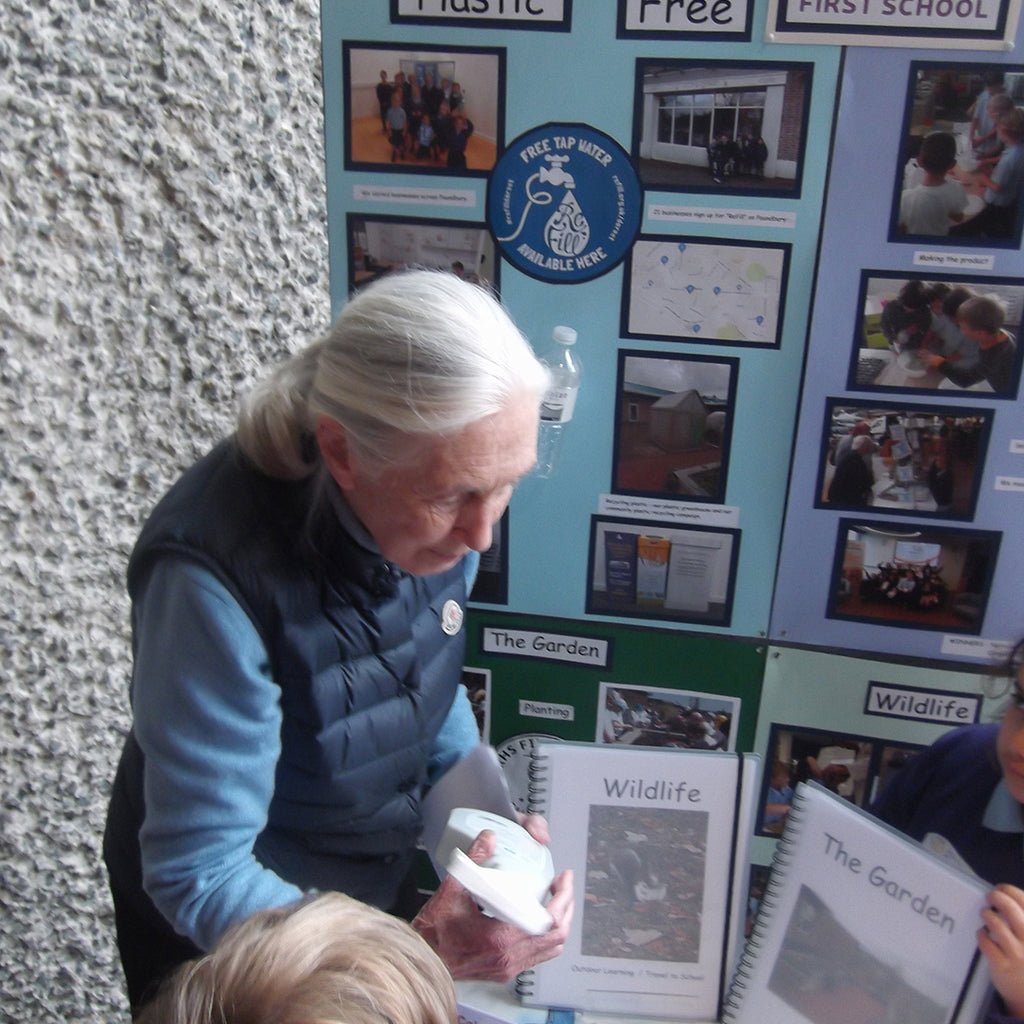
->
<box><xmin>131</xmin><ymin>552</ymin><xmax>481</xmax><ymax>951</ymax></box>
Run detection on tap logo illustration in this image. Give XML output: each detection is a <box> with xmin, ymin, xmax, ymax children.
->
<box><xmin>487</xmin><ymin>122</ymin><xmax>641</xmax><ymax>284</ymax></box>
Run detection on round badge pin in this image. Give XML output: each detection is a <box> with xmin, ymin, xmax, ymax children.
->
<box><xmin>440</xmin><ymin>599</ymin><xmax>464</xmax><ymax>636</ymax></box>
<box><xmin>487</xmin><ymin>122</ymin><xmax>642</xmax><ymax>284</ymax></box>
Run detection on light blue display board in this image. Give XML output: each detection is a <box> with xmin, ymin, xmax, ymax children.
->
<box><xmin>320</xmin><ymin>0</ymin><xmax>841</xmax><ymax>640</ymax></box>
<box><xmin>770</xmin><ymin>35</ymin><xmax>1024</xmax><ymax>664</ymax></box>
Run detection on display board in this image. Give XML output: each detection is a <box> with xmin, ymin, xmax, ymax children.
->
<box><xmin>320</xmin><ymin>11</ymin><xmax>1024</xmax><ymax>1001</ymax></box>
<box><xmin>462</xmin><ymin>610</ymin><xmax>766</xmax><ymax>808</ymax></box>
<box><xmin>748</xmin><ymin>644</ymin><xmax>1005</xmax><ymax>871</ymax></box>
<box><xmin>770</xmin><ymin>43</ymin><xmax>1024</xmax><ymax>665</ymax></box>
<box><xmin>319</xmin><ymin>8</ymin><xmax>1024</xmax><ymax>857</ymax></box>
<box><xmin>320</xmin><ymin>1</ymin><xmax>841</xmax><ymax>641</ymax></box>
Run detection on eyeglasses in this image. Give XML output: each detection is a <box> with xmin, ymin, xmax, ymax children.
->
<box><xmin>980</xmin><ymin>638</ymin><xmax>1024</xmax><ymax>702</ymax></box>
<box><xmin>1011</xmin><ymin>638</ymin><xmax>1024</xmax><ymax>677</ymax></box>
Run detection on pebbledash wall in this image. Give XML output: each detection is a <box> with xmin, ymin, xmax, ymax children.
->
<box><xmin>1</xmin><ymin>1</ymin><xmax>329</xmax><ymax>1019</ymax></box>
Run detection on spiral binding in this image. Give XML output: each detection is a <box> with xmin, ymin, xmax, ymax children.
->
<box><xmin>719</xmin><ymin>785</ymin><xmax>810</xmax><ymax>1023</ymax></box>
<box><xmin>514</xmin><ymin>748</ymin><xmax>551</xmax><ymax>997</ymax></box>
<box><xmin>524</xmin><ymin>748</ymin><xmax>550</xmax><ymax>815</ymax></box>
<box><xmin>514</xmin><ymin>969</ymin><xmax>536</xmax><ymax>997</ymax></box>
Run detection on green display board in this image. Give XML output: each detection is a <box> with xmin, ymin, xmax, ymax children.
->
<box><xmin>465</xmin><ymin>609</ymin><xmax>767</xmax><ymax>754</ymax></box>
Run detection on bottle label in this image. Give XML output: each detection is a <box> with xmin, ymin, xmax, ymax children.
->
<box><xmin>540</xmin><ymin>384</ymin><xmax>578</xmax><ymax>423</ymax></box>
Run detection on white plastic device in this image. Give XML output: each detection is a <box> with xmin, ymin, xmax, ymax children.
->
<box><xmin>436</xmin><ymin>807</ymin><xmax>555</xmax><ymax>936</ymax></box>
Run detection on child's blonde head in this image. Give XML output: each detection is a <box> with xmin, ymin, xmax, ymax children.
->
<box><xmin>987</xmin><ymin>93</ymin><xmax>1015</xmax><ymax>117</ymax></box>
<box><xmin>136</xmin><ymin>893</ymin><xmax>456</xmax><ymax>1024</ymax></box>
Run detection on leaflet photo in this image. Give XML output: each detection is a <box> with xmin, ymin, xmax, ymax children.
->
<box><xmin>587</xmin><ymin>514</ymin><xmax>740</xmax><ymax>627</ymax></box>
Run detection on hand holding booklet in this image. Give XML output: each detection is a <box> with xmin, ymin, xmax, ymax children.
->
<box><xmin>723</xmin><ymin>781</ymin><xmax>993</xmax><ymax>1024</ymax></box>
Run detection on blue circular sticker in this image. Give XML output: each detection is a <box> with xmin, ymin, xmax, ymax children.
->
<box><xmin>487</xmin><ymin>123</ymin><xmax>642</xmax><ymax>284</ymax></box>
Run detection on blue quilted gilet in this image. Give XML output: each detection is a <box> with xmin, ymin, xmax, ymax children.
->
<box><xmin>126</xmin><ymin>439</ymin><xmax>466</xmax><ymax>899</ymax></box>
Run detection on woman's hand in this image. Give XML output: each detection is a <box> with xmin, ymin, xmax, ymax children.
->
<box><xmin>979</xmin><ymin>883</ymin><xmax>1024</xmax><ymax>1017</ymax></box>
<box><xmin>412</xmin><ymin>828</ymin><xmax>574</xmax><ymax>982</ymax></box>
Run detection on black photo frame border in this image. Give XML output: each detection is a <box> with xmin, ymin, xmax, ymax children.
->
<box><xmin>629</xmin><ymin>56</ymin><xmax>815</xmax><ymax>201</ymax></box>
<box><xmin>345</xmin><ymin>211</ymin><xmax>501</xmax><ymax>297</ymax></box>
<box><xmin>846</xmin><ymin>267</ymin><xmax>1024</xmax><ymax>401</ymax></box>
<box><xmin>756</xmin><ymin>721</ymin><xmax>927</xmax><ymax>836</ymax></box>
<box><xmin>584</xmin><ymin>513</ymin><xmax>741</xmax><ymax>628</ymax></box>
<box><xmin>812</xmin><ymin>394</ymin><xmax>995</xmax><ymax>523</ymax></box>
<box><xmin>611</xmin><ymin>348</ymin><xmax>740</xmax><ymax>504</ymax></box>
<box><xmin>341</xmin><ymin>39</ymin><xmax>507</xmax><ymax>179</ymax></box>
<box><xmin>886</xmin><ymin>59</ymin><xmax>1024</xmax><ymax>250</ymax></box>
<box><xmin>619</xmin><ymin>232</ymin><xmax>791</xmax><ymax>350</ymax></box>
<box><xmin>825</xmin><ymin>515</ymin><xmax>1003</xmax><ymax>636</ymax></box>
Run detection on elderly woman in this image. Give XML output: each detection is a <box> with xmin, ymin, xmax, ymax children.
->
<box><xmin>104</xmin><ymin>270</ymin><xmax>574</xmax><ymax>1014</ymax></box>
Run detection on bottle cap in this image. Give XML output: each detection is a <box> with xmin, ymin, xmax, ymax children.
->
<box><xmin>552</xmin><ymin>325</ymin><xmax>577</xmax><ymax>345</ymax></box>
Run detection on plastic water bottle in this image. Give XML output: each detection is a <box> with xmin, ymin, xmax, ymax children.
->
<box><xmin>536</xmin><ymin>325</ymin><xmax>580</xmax><ymax>478</ymax></box>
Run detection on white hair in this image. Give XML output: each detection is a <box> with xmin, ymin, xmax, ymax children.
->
<box><xmin>237</xmin><ymin>269</ymin><xmax>548</xmax><ymax>478</ymax></box>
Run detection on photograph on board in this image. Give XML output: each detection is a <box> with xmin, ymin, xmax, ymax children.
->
<box><xmin>759</xmin><ymin>723</ymin><xmax>926</xmax><ymax>836</ymax></box>
<box><xmin>342</xmin><ymin>42</ymin><xmax>505</xmax><ymax>175</ymax></box>
<box><xmin>827</xmin><ymin>518</ymin><xmax>1001</xmax><ymax>635</ymax></box>
<box><xmin>621</xmin><ymin>234</ymin><xmax>790</xmax><ymax>348</ymax></box>
<box><xmin>848</xmin><ymin>270</ymin><xmax>1023</xmax><ymax>399</ymax></box>
<box><xmin>872</xmin><ymin>742</ymin><xmax>932</xmax><ymax>804</ymax></box>
<box><xmin>631</xmin><ymin>58</ymin><xmax>813</xmax><ymax>198</ymax></box>
<box><xmin>745</xmin><ymin>864</ymin><xmax>771</xmax><ymax>937</ymax></box>
<box><xmin>461</xmin><ymin>667</ymin><xmax>492</xmax><ymax>744</ymax></box>
<box><xmin>346</xmin><ymin>213</ymin><xmax>497</xmax><ymax>294</ymax></box>
<box><xmin>612</xmin><ymin>350</ymin><xmax>738</xmax><ymax>502</ymax></box>
<box><xmin>596</xmin><ymin>681</ymin><xmax>738</xmax><ymax>750</ymax></box>
<box><xmin>760</xmin><ymin>726</ymin><xmax>873</xmax><ymax>834</ymax></box>
<box><xmin>815</xmin><ymin>398</ymin><xmax>992</xmax><ymax>521</ymax></box>
<box><xmin>889</xmin><ymin>62</ymin><xmax>1024</xmax><ymax>247</ymax></box>
<box><xmin>581</xmin><ymin>803</ymin><xmax>708</xmax><ymax>963</ymax></box>
<box><xmin>586</xmin><ymin>515</ymin><xmax>740</xmax><ymax>627</ymax></box>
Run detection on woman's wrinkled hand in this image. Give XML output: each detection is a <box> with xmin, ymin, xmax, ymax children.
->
<box><xmin>412</xmin><ymin>828</ymin><xmax>574</xmax><ymax>982</ymax></box>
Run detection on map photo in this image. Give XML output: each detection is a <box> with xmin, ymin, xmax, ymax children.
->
<box><xmin>623</xmin><ymin>235</ymin><xmax>789</xmax><ymax>347</ymax></box>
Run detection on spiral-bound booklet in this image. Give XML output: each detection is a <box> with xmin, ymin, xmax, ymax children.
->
<box><xmin>722</xmin><ymin>781</ymin><xmax>993</xmax><ymax>1024</ymax></box>
<box><xmin>517</xmin><ymin>741</ymin><xmax>760</xmax><ymax>1020</ymax></box>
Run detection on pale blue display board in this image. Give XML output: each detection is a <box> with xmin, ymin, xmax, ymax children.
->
<box><xmin>320</xmin><ymin>0</ymin><xmax>841</xmax><ymax>641</ymax></box>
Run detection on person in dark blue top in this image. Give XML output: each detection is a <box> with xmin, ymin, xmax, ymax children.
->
<box><xmin>103</xmin><ymin>269</ymin><xmax>574</xmax><ymax>1014</ymax></box>
<box><xmin>871</xmin><ymin>637</ymin><xmax>1024</xmax><ymax>1023</ymax></box>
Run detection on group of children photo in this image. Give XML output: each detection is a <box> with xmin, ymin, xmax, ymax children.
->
<box><xmin>897</xmin><ymin>69</ymin><xmax>1024</xmax><ymax>242</ymax></box>
<box><xmin>706</xmin><ymin>131</ymin><xmax>770</xmax><ymax>184</ymax></box>
<box><xmin>879</xmin><ymin>277</ymin><xmax>1018</xmax><ymax>395</ymax></box>
<box><xmin>377</xmin><ymin>68</ymin><xmax>475</xmax><ymax>169</ymax></box>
